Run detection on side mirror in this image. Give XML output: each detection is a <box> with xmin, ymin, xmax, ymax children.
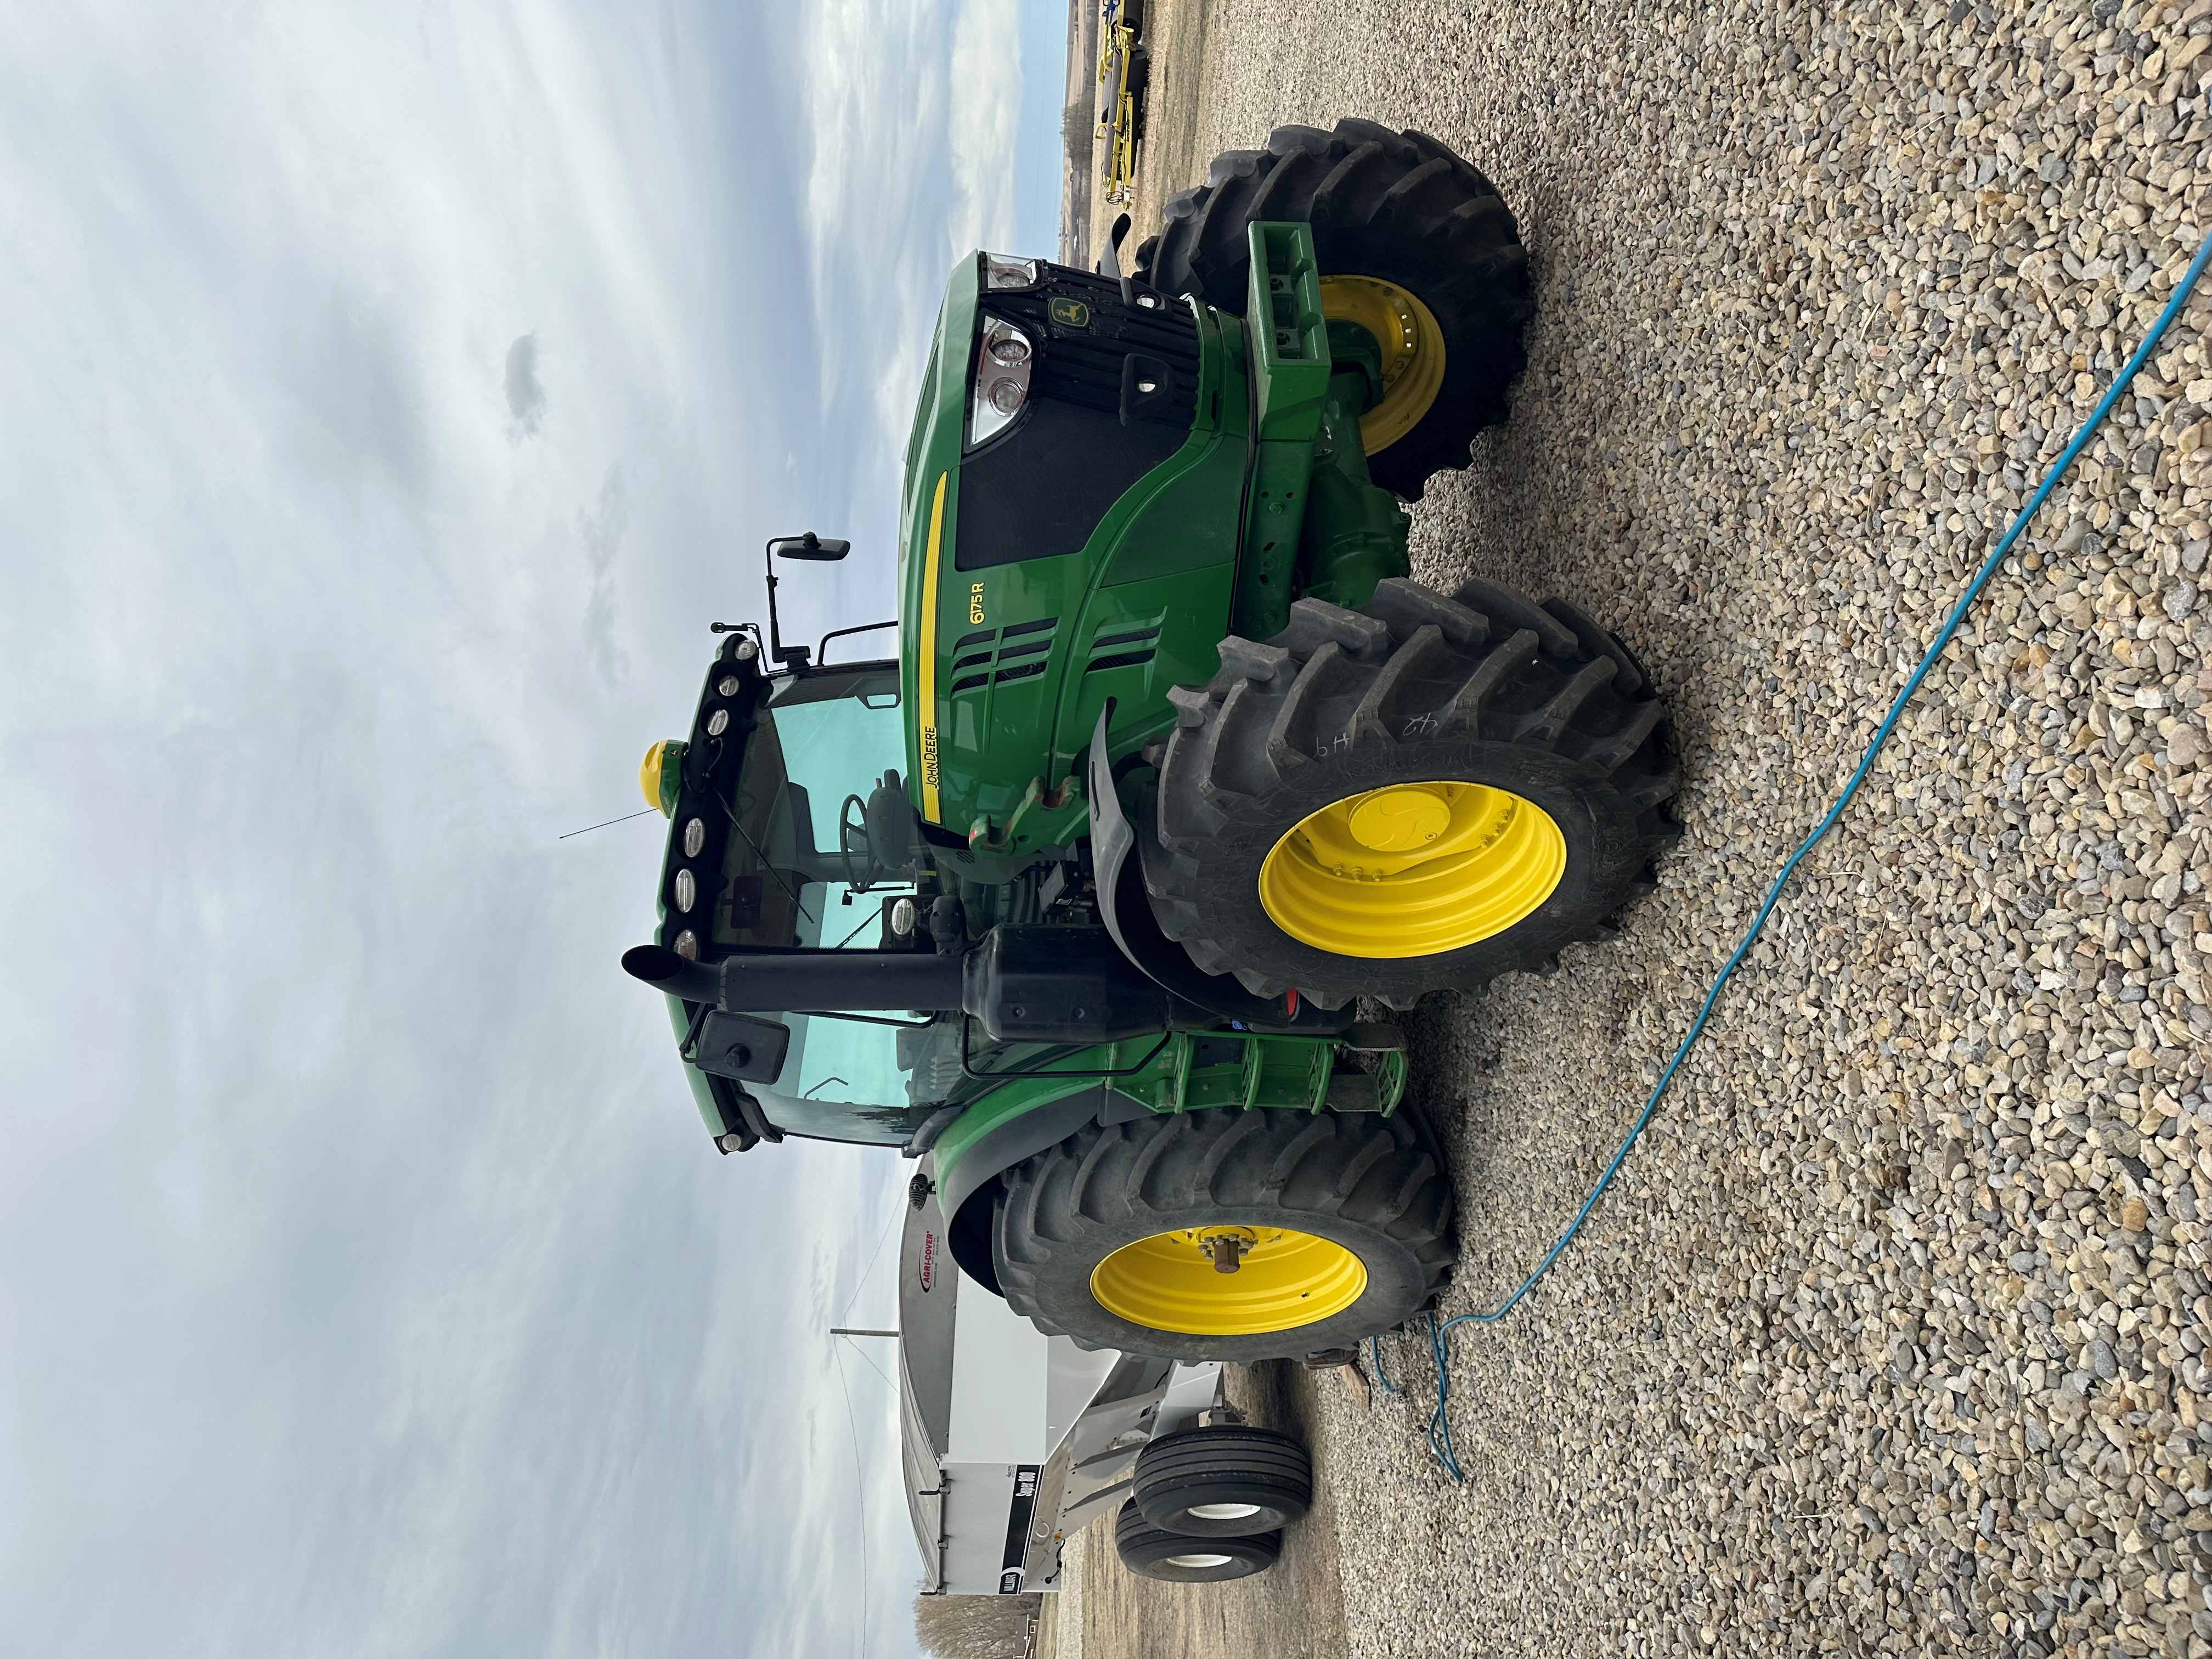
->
<box><xmin>775</xmin><ymin>532</ymin><xmax>850</xmax><ymax>562</ymax></box>
<box><xmin>763</xmin><ymin>532</ymin><xmax>848</xmax><ymax>672</ymax></box>
<box><xmin>686</xmin><ymin>1009</ymin><xmax>792</xmax><ymax>1085</ymax></box>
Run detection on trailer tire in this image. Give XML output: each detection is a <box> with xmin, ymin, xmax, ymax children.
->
<box><xmin>1132</xmin><ymin>118</ymin><xmax>1531</xmax><ymax>499</ymax></box>
<box><xmin>993</xmin><ymin>1105</ymin><xmax>1452</xmax><ymax>1364</ymax></box>
<box><xmin>1134</xmin><ymin>1425</ymin><xmax>1312</xmax><ymax>1536</ymax></box>
<box><xmin>1143</xmin><ymin>578</ymin><xmax>1679</xmax><ymax>1012</ymax></box>
<box><xmin>1114</xmin><ymin>1499</ymin><xmax>1280</xmax><ymax>1583</ymax></box>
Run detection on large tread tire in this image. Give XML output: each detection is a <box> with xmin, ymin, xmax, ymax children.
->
<box><xmin>1114</xmin><ymin>1499</ymin><xmax>1280</xmax><ymax>1583</ymax></box>
<box><xmin>1133</xmin><ymin>1425</ymin><xmax>1313</xmax><ymax>1537</ymax></box>
<box><xmin>1131</xmin><ymin>118</ymin><xmax>1531</xmax><ymax>500</ymax></box>
<box><xmin>993</xmin><ymin>1106</ymin><xmax>1453</xmax><ymax>1364</ymax></box>
<box><xmin>1144</xmin><ymin>578</ymin><xmax>1680</xmax><ymax>1011</ymax></box>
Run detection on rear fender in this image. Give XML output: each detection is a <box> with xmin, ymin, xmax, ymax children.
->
<box><xmin>934</xmin><ymin>1082</ymin><xmax>1125</xmax><ymax>1296</ymax></box>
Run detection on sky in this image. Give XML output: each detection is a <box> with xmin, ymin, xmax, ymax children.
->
<box><xmin>1</xmin><ymin>2</ymin><xmax>1073</xmax><ymax>1654</ymax></box>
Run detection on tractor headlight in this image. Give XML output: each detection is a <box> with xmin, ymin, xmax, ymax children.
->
<box><xmin>673</xmin><ymin>868</ymin><xmax>696</xmax><ymax>911</ymax></box>
<box><xmin>683</xmin><ymin>817</ymin><xmax>706</xmax><ymax>857</ymax></box>
<box><xmin>672</xmin><ymin>929</ymin><xmax>699</xmax><ymax>960</ymax></box>
<box><xmin>969</xmin><ymin>317</ymin><xmax>1034</xmax><ymax>447</ymax></box>
<box><xmin>981</xmin><ymin>255</ymin><xmax>1040</xmax><ymax>291</ymax></box>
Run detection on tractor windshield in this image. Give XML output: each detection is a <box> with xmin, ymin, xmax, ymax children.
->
<box><xmin>701</xmin><ymin>665</ymin><xmax>946</xmax><ymax>1143</ymax></box>
<box><xmin>715</xmin><ymin>668</ymin><xmax>906</xmax><ymax>949</ymax></box>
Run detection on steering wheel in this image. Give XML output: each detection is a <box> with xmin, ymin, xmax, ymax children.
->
<box><xmin>838</xmin><ymin>794</ymin><xmax>881</xmax><ymax>892</ymax></box>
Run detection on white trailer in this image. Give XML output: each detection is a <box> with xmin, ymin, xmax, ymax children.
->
<box><xmin>895</xmin><ymin>1175</ymin><xmax>1313</xmax><ymax>1596</ymax></box>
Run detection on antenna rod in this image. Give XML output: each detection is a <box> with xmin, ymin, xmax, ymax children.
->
<box><xmin>830</xmin><ymin>1328</ymin><xmax>899</xmax><ymax>1339</ymax></box>
<box><xmin>558</xmin><ymin>806</ymin><xmax>662</xmax><ymax>841</ymax></box>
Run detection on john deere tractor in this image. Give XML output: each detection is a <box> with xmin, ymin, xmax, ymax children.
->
<box><xmin>623</xmin><ymin>121</ymin><xmax>1680</xmax><ymax>1365</ymax></box>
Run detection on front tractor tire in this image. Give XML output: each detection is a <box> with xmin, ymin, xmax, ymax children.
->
<box><xmin>993</xmin><ymin>1106</ymin><xmax>1453</xmax><ymax>1364</ymax></box>
<box><xmin>1144</xmin><ymin>578</ymin><xmax>1680</xmax><ymax>1012</ymax></box>
<box><xmin>1133</xmin><ymin>118</ymin><xmax>1532</xmax><ymax>500</ymax></box>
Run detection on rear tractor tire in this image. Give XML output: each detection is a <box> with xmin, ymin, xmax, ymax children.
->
<box><xmin>993</xmin><ymin>1105</ymin><xmax>1453</xmax><ymax>1364</ymax></box>
<box><xmin>1133</xmin><ymin>117</ymin><xmax>1532</xmax><ymax>500</ymax></box>
<box><xmin>1143</xmin><ymin>576</ymin><xmax>1680</xmax><ymax>1012</ymax></box>
<box><xmin>1114</xmin><ymin>1499</ymin><xmax>1281</xmax><ymax>1583</ymax></box>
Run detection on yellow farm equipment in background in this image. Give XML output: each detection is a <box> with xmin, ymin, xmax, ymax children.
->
<box><xmin>1096</xmin><ymin>1</ymin><xmax>1148</xmax><ymax>205</ymax></box>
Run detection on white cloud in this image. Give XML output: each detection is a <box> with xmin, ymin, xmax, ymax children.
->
<box><xmin>794</xmin><ymin>0</ymin><xmax>1023</xmax><ymax>469</ymax></box>
<box><xmin>946</xmin><ymin>0</ymin><xmax>1023</xmax><ymax>258</ymax></box>
<box><xmin>0</xmin><ymin>2</ymin><xmax>1002</xmax><ymax>1654</ymax></box>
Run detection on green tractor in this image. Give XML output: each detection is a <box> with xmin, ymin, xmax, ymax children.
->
<box><xmin>622</xmin><ymin>121</ymin><xmax>1680</xmax><ymax>1363</ymax></box>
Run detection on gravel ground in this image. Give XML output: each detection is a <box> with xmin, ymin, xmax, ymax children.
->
<box><xmin>1076</xmin><ymin>2</ymin><xmax>2212</xmax><ymax>1656</ymax></box>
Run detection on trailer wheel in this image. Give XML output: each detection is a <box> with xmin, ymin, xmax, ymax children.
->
<box><xmin>993</xmin><ymin>1105</ymin><xmax>1452</xmax><ymax>1364</ymax></box>
<box><xmin>1143</xmin><ymin>578</ymin><xmax>1679</xmax><ymax>1012</ymax></box>
<box><xmin>1134</xmin><ymin>1425</ymin><xmax>1312</xmax><ymax>1537</ymax></box>
<box><xmin>1114</xmin><ymin>1499</ymin><xmax>1280</xmax><ymax>1583</ymax></box>
<box><xmin>1132</xmin><ymin>118</ymin><xmax>1530</xmax><ymax>499</ymax></box>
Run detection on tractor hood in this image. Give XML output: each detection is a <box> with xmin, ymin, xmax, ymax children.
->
<box><xmin>896</xmin><ymin>251</ymin><xmax>1239</xmax><ymax>859</ymax></box>
<box><xmin>895</xmin><ymin>257</ymin><xmax>980</xmax><ymax>837</ymax></box>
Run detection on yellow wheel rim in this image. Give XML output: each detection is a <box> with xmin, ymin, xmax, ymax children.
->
<box><xmin>1090</xmin><ymin>1226</ymin><xmax>1368</xmax><ymax>1337</ymax></box>
<box><xmin>1318</xmin><ymin>274</ymin><xmax>1447</xmax><ymax>455</ymax></box>
<box><xmin>1259</xmin><ymin>782</ymin><xmax>1566</xmax><ymax>958</ymax></box>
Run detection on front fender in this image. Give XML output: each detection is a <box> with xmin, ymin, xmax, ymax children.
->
<box><xmin>1087</xmin><ymin>709</ymin><xmax>1349</xmax><ymax>1035</ymax></box>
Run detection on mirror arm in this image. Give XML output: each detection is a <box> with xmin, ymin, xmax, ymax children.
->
<box><xmin>763</xmin><ymin>535</ymin><xmax>810</xmax><ymax>670</ymax></box>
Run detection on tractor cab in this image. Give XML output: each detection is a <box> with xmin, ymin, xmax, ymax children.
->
<box><xmin>635</xmin><ymin>634</ymin><xmax>944</xmax><ymax>1147</ymax></box>
<box><xmin>629</xmin><ymin>520</ymin><xmax>982</xmax><ymax>1151</ymax></box>
<box><xmin>627</xmin><ymin>532</ymin><xmax>1140</xmax><ymax>1156</ymax></box>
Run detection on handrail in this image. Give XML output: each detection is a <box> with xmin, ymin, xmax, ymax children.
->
<box><xmin>816</xmin><ymin>619</ymin><xmax>897</xmax><ymax>666</ymax></box>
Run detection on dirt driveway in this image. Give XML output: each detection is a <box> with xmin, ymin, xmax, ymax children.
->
<box><xmin>1039</xmin><ymin>1361</ymin><xmax>1349</xmax><ymax>1659</ymax></box>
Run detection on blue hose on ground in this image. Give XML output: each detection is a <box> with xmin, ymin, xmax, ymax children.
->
<box><xmin>1373</xmin><ymin>223</ymin><xmax>2212</xmax><ymax>1482</ymax></box>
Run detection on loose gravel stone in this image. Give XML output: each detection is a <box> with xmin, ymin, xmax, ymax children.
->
<box><xmin>1118</xmin><ymin>1</ymin><xmax>2212</xmax><ymax>1655</ymax></box>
